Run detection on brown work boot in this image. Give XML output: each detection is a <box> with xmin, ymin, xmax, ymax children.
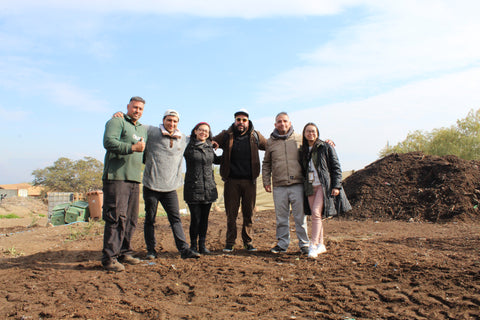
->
<box><xmin>119</xmin><ymin>254</ymin><xmax>141</xmax><ymax>265</ymax></box>
<box><xmin>103</xmin><ymin>259</ymin><xmax>125</xmax><ymax>272</ymax></box>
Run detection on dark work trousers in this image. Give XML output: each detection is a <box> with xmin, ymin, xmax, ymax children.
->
<box><xmin>224</xmin><ymin>179</ymin><xmax>256</xmax><ymax>246</ymax></box>
<box><xmin>143</xmin><ymin>187</ymin><xmax>189</xmax><ymax>254</ymax></box>
<box><xmin>102</xmin><ymin>180</ymin><xmax>139</xmax><ymax>265</ymax></box>
<box><xmin>187</xmin><ymin>203</ymin><xmax>212</xmax><ymax>248</ymax></box>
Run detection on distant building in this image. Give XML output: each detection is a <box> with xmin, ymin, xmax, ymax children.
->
<box><xmin>0</xmin><ymin>183</ymin><xmax>44</xmax><ymax>198</ymax></box>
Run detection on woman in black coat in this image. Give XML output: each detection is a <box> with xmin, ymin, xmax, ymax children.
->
<box><xmin>184</xmin><ymin>122</ymin><xmax>220</xmax><ymax>254</ymax></box>
<box><xmin>300</xmin><ymin>122</ymin><xmax>349</xmax><ymax>258</ymax></box>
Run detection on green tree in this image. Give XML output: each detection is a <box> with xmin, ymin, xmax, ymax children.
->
<box><xmin>380</xmin><ymin>130</ymin><xmax>430</xmax><ymax>155</ymax></box>
<box><xmin>379</xmin><ymin>108</ymin><xmax>480</xmax><ymax>159</ymax></box>
<box><xmin>32</xmin><ymin>157</ymin><xmax>103</xmax><ymax>193</ymax></box>
<box><xmin>454</xmin><ymin>109</ymin><xmax>480</xmax><ymax>159</ymax></box>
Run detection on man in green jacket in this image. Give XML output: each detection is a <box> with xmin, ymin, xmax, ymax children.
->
<box><xmin>101</xmin><ymin>96</ymin><xmax>147</xmax><ymax>272</ymax></box>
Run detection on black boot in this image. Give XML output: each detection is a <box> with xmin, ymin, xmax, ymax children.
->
<box><xmin>190</xmin><ymin>242</ymin><xmax>199</xmax><ymax>254</ymax></box>
<box><xmin>199</xmin><ymin>239</ymin><xmax>211</xmax><ymax>254</ymax></box>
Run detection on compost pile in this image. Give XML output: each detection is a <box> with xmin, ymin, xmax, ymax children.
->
<box><xmin>343</xmin><ymin>151</ymin><xmax>480</xmax><ymax>222</ymax></box>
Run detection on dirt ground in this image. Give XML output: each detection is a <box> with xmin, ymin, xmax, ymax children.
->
<box><xmin>1</xmin><ymin>152</ymin><xmax>480</xmax><ymax>319</ymax></box>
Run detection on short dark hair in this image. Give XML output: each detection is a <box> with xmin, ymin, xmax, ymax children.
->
<box><xmin>275</xmin><ymin>111</ymin><xmax>289</xmax><ymax>121</ymax></box>
<box><xmin>129</xmin><ymin>96</ymin><xmax>146</xmax><ymax>104</ymax></box>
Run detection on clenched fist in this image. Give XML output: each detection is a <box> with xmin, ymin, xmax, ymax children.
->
<box><xmin>132</xmin><ymin>137</ymin><xmax>145</xmax><ymax>152</ymax></box>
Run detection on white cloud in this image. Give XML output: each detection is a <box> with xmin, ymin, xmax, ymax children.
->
<box><xmin>0</xmin><ymin>60</ymin><xmax>109</xmax><ymax>113</ymax></box>
<box><xmin>257</xmin><ymin>0</ymin><xmax>480</xmax><ymax>104</ymax></box>
<box><xmin>277</xmin><ymin>67</ymin><xmax>480</xmax><ymax>171</ymax></box>
<box><xmin>0</xmin><ymin>0</ymin><xmax>357</xmax><ymax>18</ymax></box>
<box><xmin>41</xmin><ymin>82</ymin><xmax>110</xmax><ymax>112</ymax></box>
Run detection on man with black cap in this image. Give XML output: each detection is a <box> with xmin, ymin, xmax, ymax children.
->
<box><xmin>213</xmin><ymin>109</ymin><xmax>267</xmax><ymax>252</ymax></box>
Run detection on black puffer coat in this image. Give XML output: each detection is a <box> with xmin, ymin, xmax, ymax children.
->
<box><xmin>183</xmin><ymin>139</ymin><xmax>220</xmax><ymax>204</ymax></box>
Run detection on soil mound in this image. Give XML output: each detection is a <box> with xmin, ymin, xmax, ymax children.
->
<box><xmin>343</xmin><ymin>151</ymin><xmax>480</xmax><ymax>222</ymax></box>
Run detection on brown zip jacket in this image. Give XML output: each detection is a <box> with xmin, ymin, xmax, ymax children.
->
<box><xmin>212</xmin><ymin>122</ymin><xmax>266</xmax><ymax>182</ymax></box>
<box><xmin>262</xmin><ymin>129</ymin><xmax>303</xmax><ymax>188</ymax></box>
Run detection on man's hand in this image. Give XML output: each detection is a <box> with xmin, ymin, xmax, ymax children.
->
<box><xmin>112</xmin><ymin>111</ymin><xmax>124</xmax><ymax>118</ymax></box>
<box><xmin>212</xmin><ymin>141</ymin><xmax>219</xmax><ymax>150</ymax></box>
<box><xmin>132</xmin><ymin>137</ymin><xmax>145</xmax><ymax>152</ymax></box>
<box><xmin>331</xmin><ymin>188</ymin><xmax>340</xmax><ymax>196</ymax></box>
<box><xmin>325</xmin><ymin>139</ymin><xmax>336</xmax><ymax>147</ymax></box>
<box><xmin>264</xmin><ymin>185</ymin><xmax>272</xmax><ymax>193</ymax></box>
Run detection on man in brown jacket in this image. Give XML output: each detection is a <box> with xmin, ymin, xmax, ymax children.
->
<box><xmin>262</xmin><ymin>112</ymin><xmax>310</xmax><ymax>254</ymax></box>
<box><xmin>213</xmin><ymin>109</ymin><xmax>267</xmax><ymax>252</ymax></box>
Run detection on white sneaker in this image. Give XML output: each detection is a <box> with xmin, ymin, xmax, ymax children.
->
<box><xmin>308</xmin><ymin>244</ymin><xmax>318</xmax><ymax>258</ymax></box>
<box><xmin>317</xmin><ymin>244</ymin><xmax>327</xmax><ymax>255</ymax></box>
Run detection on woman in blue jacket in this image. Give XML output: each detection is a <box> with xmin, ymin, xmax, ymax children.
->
<box><xmin>184</xmin><ymin>122</ymin><xmax>220</xmax><ymax>254</ymax></box>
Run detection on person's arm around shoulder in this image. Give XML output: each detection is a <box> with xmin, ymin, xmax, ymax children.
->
<box><xmin>112</xmin><ymin>111</ymin><xmax>124</xmax><ymax>118</ymax></box>
<box><xmin>256</xmin><ymin>131</ymin><xmax>267</xmax><ymax>151</ymax></box>
<box><xmin>112</xmin><ymin>111</ymin><xmax>152</xmax><ymax>130</ymax></box>
<box><xmin>212</xmin><ymin>130</ymin><xmax>227</xmax><ymax>150</ymax></box>
<box><xmin>325</xmin><ymin>139</ymin><xmax>336</xmax><ymax>147</ymax></box>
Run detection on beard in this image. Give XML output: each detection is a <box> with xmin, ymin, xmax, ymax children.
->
<box><xmin>235</xmin><ymin>124</ymin><xmax>246</xmax><ymax>132</ymax></box>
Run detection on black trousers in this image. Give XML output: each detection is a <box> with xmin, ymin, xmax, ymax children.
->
<box><xmin>188</xmin><ymin>203</ymin><xmax>212</xmax><ymax>247</ymax></box>
<box><xmin>102</xmin><ymin>180</ymin><xmax>139</xmax><ymax>265</ymax></box>
<box><xmin>143</xmin><ymin>187</ymin><xmax>189</xmax><ymax>254</ymax></box>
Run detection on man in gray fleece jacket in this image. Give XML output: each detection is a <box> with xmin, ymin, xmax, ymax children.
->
<box><xmin>114</xmin><ymin>109</ymin><xmax>199</xmax><ymax>260</ymax></box>
<box><xmin>142</xmin><ymin>110</ymin><xmax>200</xmax><ymax>260</ymax></box>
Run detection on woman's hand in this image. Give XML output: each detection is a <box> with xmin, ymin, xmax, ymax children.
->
<box><xmin>331</xmin><ymin>188</ymin><xmax>340</xmax><ymax>196</ymax></box>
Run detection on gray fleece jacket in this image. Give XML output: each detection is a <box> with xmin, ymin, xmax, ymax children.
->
<box><xmin>142</xmin><ymin>124</ymin><xmax>187</xmax><ymax>192</ymax></box>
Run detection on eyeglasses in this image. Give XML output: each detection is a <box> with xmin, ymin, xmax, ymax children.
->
<box><xmin>196</xmin><ymin>128</ymin><xmax>209</xmax><ymax>133</ymax></box>
<box><xmin>236</xmin><ymin>118</ymin><xmax>248</xmax><ymax>123</ymax></box>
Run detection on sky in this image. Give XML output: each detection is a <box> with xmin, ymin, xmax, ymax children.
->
<box><xmin>1</xmin><ymin>0</ymin><xmax>480</xmax><ymax>184</ymax></box>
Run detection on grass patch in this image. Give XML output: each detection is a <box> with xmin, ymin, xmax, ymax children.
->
<box><xmin>0</xmin><ymin>213</ymin><xmax>21</xmax><ymax>219</ymax></box>
<box><xmin>4</xmin><ymin>247</ymin><xmax>24</xmax><ymax>257</ymax></box>
<box><xmin>66</xmin><ymin>221</ymin><xmax>102</xmax><ymax>241</ymax></box>
<box><xmin>28</xmin><ymin>216</ymin><xmax>39</xmax><ymax>228</ymax></box>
